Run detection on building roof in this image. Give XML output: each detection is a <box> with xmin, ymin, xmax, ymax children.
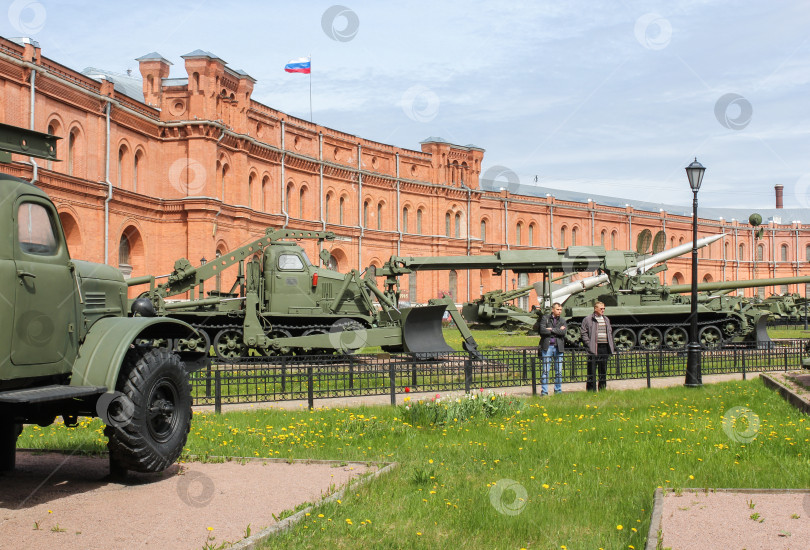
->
<box><xmin>181</xmin><ymin>49</ymin><xmax>224</xmax><ymax>62</ymax></box>
<box><xmin>134</xmin><ymin>52</ymin><xmax>172</xmax><ymax>64</ymax></box>
<box><xmin>480</xmin><ymin>179</ymin><xmax>810</xmax><ymax>225</ymax></box>
<box><xmin>81</xmin><ymin>67</ymin><xmax>144</xmax><ymax>102</ymax></box>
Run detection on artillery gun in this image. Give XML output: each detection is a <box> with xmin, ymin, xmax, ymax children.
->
<box><xmin>133</xmin><ymin>244</ymin><xmax>635</xmax><ymax>359</ymax></box>
<box><xmin>753</xmin><ymin>293</ymin><xmax>805</xmax><ymax>323</ymax></box>
<box><xmin>130</xmin><ymin>229</ymin><xmax>464</xmax><ymax>358</ymax></box>
<box><xmin>460</xmin><ymin>235</ymin><xmax>722</xmax><ymax>331</ymax></box>
<box><xmin>561</xmin><ymin>269</ymin><xmax>810</xmax><ymax>350</ymax></box>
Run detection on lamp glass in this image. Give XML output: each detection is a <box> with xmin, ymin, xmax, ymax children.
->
<box><xmin>685</xmin><ymin>158</ymin><xmax>705</xmax><ymax>192</ymax></box>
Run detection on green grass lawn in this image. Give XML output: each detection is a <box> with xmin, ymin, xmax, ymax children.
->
<box><xmin>21</xmin><ymin>378</ymin><xmax>810</xmax><ymax>549</ymax></box>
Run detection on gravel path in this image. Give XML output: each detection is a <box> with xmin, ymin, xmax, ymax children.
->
<box><xmin>0</xmin><ymin>452</ymin><xmax>374</xmax><ymax>550</ymax></box>
<box><xmin>661</xmin><ymin>490</ymin><xmax>810</xmax><ymax>549</ymax></box>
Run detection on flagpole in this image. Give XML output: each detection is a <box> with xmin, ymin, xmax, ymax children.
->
<box><xmin>309</xmin><ymin>54</ymin><xmax>313</xmax><ymax>122</ymax></box>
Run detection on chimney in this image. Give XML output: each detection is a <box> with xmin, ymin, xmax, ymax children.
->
<box><xmin>775</xmin><ymin>184</ymin><xmax>784</xmax><ymax>209</ymax></box>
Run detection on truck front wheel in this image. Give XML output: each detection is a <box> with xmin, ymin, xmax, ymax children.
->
<box><xmin>105</xmin><ymin>347</ymin><xmax>192</xmax><ymax>474</ymax></box>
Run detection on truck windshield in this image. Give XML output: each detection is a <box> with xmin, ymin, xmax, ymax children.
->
<box><xmin>18</xmin><ymin>202</ymin><xmax>58</xmax><ymax>255</ymax></box>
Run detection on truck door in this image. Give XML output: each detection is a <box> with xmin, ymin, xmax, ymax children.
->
<box><xmin>272</xmin><ymin>251</ymin><xmax>317</xmax><ymax>310</ymax></box>
<box><xmin>11</xmin><ymin>197</ymin><xmax>76</xmax><ymax>366</ymax></box>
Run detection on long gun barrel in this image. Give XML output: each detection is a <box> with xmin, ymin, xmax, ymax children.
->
<box><xmin>551</xmin><ymin>234</ymin><xmax>723</xmax><ymax>303</ymax></box>
<box><xmin>669</xmin><ymin>275</ymin><xmax>810</xmax><ymax>294</ymax></box>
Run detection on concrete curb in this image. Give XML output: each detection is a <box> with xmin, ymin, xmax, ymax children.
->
<box><xmin>645</xmin><ymin>487</ymin><xmax>810</xmax><ymax>550</ymax></box>
<box><xmin>761</xmin><ymin>372</ymin><xmax>810</xmax><ymax>415</ymax></box>
<box><xmin>228</xmin><ymin>459</ymin><xmax>399</xmax><ymax>550</ymax></box>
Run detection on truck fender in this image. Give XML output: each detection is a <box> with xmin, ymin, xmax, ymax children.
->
<box><xmin>69</xmin><ymin>317</ymin><xmax>200</xmax><ymax>392</ymax></box>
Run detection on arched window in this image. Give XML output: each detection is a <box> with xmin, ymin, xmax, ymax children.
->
<box><xmin>571</xmin><ymin>227</ymin><xmax>578</xmax><ymax>247</ymax></box>
<box><xmin>377</xmin><ymin>202</ymin><xmax>383</xmax><ymax>230</ymax></box>
<box><xmin>781</xmin><ymin>244</ymin><xmax>789</xmax><ymax>262</ymax></box>
<box><xmin>480</xmin><ymin>220</ymin><xmax>487</xmax><ymax>243</ymax></box>
<box><xmin>221</xmin><ymin>164</ymin><xmax>230</xmax><ymax>202</ymax></box>
<box><xmin>285</xmin><ymin>183</ymin><xmax>293</xmax><ymax>216</ymax></box>
<box><xmin>756</xmin><ymin>244</ymin><xmax>764</xmax><ymax>262</ymax></box>
<box><xmin>46</xmin><ymin>122</ymin><xmax>58</xmax><ymax>170</ymax></box>
<box><xmin>738</xmin><ymin>243</ymin><xmax>745</xmax><ymax>260</ymax></box>
<box><xmin>68</xmin><ymin>131</ymin><xmax>76</xmax><ymax>176</ymax></box>
<box><xmin>445</xmin><ymin>212</ymin><xmax>451</xmax><ymax>237</ymax></box>
<box><xmin>528</xmin><ymin>224</ymin><xmax>535</xmax><ymax>246</ymax></box>
<box><xmin>133</xmin><ymin>150</ymin><xmax>143</xmax><ymax>192</ymax></box>
<box><xmin>118</xmin><ymin>234</ymin><xmax>130</xmax><ymax>267</ymax></box>
<box><xmin>516</xmin><ymin>222</ymin><xmax>522</xmax><ymax>245</ymax></box>
<box><xmin>611</xmin><ymin>231</ymin><xmax>618</xmax><ymax>250</ymax></box>
<box><xmin>600</xmin><ymin>230</ymin><xmax>606</xmax><ymax>247</ymax></box>
<box><xmin>449</xmin><ymin>270</ymin><xmax>458</xmax><ymax>300</ymax></box>
<box><xmin>560</xmin><ymin>227</ymin><xmax>567</xmax><ymax>249</ymax></box>
<box><xmin>248</xmin><ymin>173</ymin><xmax>255</xmax><ymax>208</ymax></box>
<box><xmin>339</xmin><ymin>196</ymin><xmax>345</xmax><ymax>225</ymax></box>
<box><xmin>299</xmin><ymin>187</ymin><xmax>306</xmax><ymax>218</ymax></box>
<box><xmin>402</xmin><ymin>207</ymin><xmax>409</xmax><ymax>233</ymax></box>
<box><xmin>261</xmin><ymin>176</ymin><xmax>270</xmax><ymax>212</ymax></box>
<box><xmin>117</xmin><ymin>145</ymin><xmax>128</xmax><ymax>188</ymax></box>
<box><xmin>454</xmin><ymin>213</ymin><xmax>461</xmax><ymax>238</ymax></box>
<box><xmin>724</xmin><ymin>242</ymin><xmax>729</xmax><ymax>259</ymax></box>
<box><xmin>806</xmin><ymin>244</ymin><xmax>810</xmax><ymax>261</ymax></box>
<box><xmin>363</xmin><ymin>200</ymin><xmax>369</xmax><ymax>227</ymax></box>
<box><xmin>325</xmin><ymin>193</ymin><xmax>332</xmax><ymax>223</ymax></box>
<box><xmin>417</xmin><ymin>209</ymin><xmax>423</xmax><ymax>234</ymax></box>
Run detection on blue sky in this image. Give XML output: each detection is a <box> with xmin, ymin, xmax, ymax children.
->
<box><xmin>5</xmin><ymin>0</ymin><xmax>810</xmax><ymax>209</ymax></box>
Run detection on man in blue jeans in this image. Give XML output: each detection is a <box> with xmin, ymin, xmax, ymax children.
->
<box><xmin>537</xmin><ymin>302</ymin><xmax>567</xmax><ymax>395</ymax></box>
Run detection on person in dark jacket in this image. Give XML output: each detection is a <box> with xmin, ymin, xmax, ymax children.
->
<box><xmin>580</xmin><ymin>301</ymin><xmax>615</xmax><ymax>391</ymax></box>
<box><xmin>537</xmin><ymin>302</ymin><xmax>567</xmax><ymax>395</ymax></box>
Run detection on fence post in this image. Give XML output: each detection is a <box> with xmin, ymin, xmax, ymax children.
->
<box><xmin>307</xmin><ymin>366</ymin><xmax>314</xmax><ymax>410</ymax></box>
<box><xmin>646</xmin><ymin>351</ymin><xmax>651</xmax><ymax>388</ymax></box>
<box><xmin>281</xmin><ymin>356</ymin><xmax>287</xmax><ymax>394</ymax></box>
<box><xmin>464</xmin><ymin>356</ymin><xmax>472</xmax><ymax>393</ymax></box>
<box><xmin>205</xmin><ymin>362</ymin><xmax>212</xmax><ymax>398</ymax></box>
<box><xmin>522</xmin><ymin>349</ymin><xmax>527</xmax><ymax>381</ymax></box>
<box><xmin>389</xmin><ymin>358</ymin><xmax>396</xmax><ymax>406</ymax></box>
<box><xmin>411</xmin><ymin>357</ymin><xmax>418</xmax><ymax>388</ymax></box>
<box><xmin>742</xmin><ymin>350</ymin><xmax>746</xmax><ymax>380</ymax></box>
<box><xmin>214</xmin><ymin>369</ymin><xmax>222</xmax><ymax>415</ymax></box>
<box><xmin>784</xmin><ymin>348</ymin><xmax>789</xmax><ymax>372</ymax></box>
<box><xmin>530</xmin><ymin>355</ymin><xmax>537</xmax><ymax>395</ymax></box>
<box><xmin>348</xmin><ymin>355</ymin><xmax>354</xmax><ymax>390</ymax></box>
<box><xmin>741</xmin><ymin>348</ymin><xmax>746</xmax><ymax>378</ymax></box>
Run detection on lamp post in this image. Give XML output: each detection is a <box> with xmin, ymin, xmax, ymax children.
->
<box><xmin>685</xmin><ymin>158</ymin><xmax>705</xmax><ymax>387</ymax></box>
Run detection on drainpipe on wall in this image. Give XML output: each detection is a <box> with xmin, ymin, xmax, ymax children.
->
<box><xmin>721</xmin><ymin>225</ymin><xmax>727</xmax><ymax>282</ymax></box>
<box><xmin>104</xmin><ymin>102</ymin><xmax>113</xmax><ymax>264</ymax></box>
<box><xmin>280</xmin><ymin>120</ymin><xmax>289</xmax><ymax>229</ymax></box>
<box><xmin>503</xmin><ymin>197</ymin><xmax>509</xmax><ymax>290</ymax></box>
<box><xmin>734</xmin><ymin>226</ymin><xmax>739</xmax><ymax>291</ymax></box>
<box><xmin>28</xmin><ymin>66</ymin><xmax>38</xmax><ymax>184</ymax></box>
<box><xmin>357</xmin><ymin>143</ymin><xmax>363</xmax><ymax>271</ymax></box>
<box><xmin>548</xmin><ymin>199</ymin><xmax>554</xmax><ymax>248</ymax></box>
<box><xmin>465</xmin><ymin>184</ymin><xmax>471</xmax><ymax>301</ymax></box>
<box><xmin>319</xmin><ymin>132</ymin><xmax>325</xmax><ymax>231</ymax></box>
<box><xmin>395</xmin><ymin>152</ymin><xmax>402</xmax><ymax>257</ymax></box>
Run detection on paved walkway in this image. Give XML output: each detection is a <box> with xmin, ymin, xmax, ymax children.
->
<box><xmin>193</xmin><ymin>371</ymin><xmax>765</xmax><ymax>413</ymax></box>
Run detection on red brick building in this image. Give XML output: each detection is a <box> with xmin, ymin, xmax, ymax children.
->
<box><xmin>1</xmin><ymin>36</ymin><xmax>807</xmax><ymax>305</ymax></box>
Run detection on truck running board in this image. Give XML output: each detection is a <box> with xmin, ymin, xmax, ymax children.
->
<box><xmin>0</xmin><ymin>385</ymin><xmax>107</xmax><ymax>404</ymax></box>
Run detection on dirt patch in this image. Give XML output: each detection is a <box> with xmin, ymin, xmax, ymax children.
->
<box><xmin>0</xmin><ymin>452</ymin><xmax>375</xmax><ymax>550</ymax></box>
<box><xmin>660</xmin><ymin>490</ymin><xmax>810</xmax><ymax>550</ymax></box>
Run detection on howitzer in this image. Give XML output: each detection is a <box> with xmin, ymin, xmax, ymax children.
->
<box><xmin>459</xmin><ymin>236</ymin><xmax>721</xmax><ymax>331</ymax></box>
<box><xmin>562</xmin><ymin>273</ymin><xmax>810</xmax><ymax>351</ymax></box>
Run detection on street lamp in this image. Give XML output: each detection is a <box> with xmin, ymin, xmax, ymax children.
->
<box><xmin>685</xmin><ymin>158</ymin><xmax>705</xmax><ymax>387</ymax></box>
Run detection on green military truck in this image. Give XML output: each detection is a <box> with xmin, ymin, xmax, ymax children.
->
<box><xmin>0</xmin><ymin>124</ymin><xmax>202</xmax><ymax>476</ymax></box>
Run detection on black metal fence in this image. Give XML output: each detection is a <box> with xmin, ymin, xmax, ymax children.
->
<box><xmin>189</xmin><ymin>339</ymin><xmax>807</xmax><ymax>411</ymax></box>
<box><xmin>767</xmin><ymin>319</ymin><xmax>810</xmax><ymax>331</ymax></box>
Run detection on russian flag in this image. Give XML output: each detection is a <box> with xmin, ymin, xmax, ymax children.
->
<box><xmin>284</xmin><ymin>57</ymin><xmax>311</xmax><ymax>74</ymax></box>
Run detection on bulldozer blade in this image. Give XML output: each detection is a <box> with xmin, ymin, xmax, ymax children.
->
<box><xmin>754</xmin><ymin>315</ymin><xmax>773</xmax><ymax>350</ymax></box>
<box><xmin>400</xmin><ymin>304</ymin><xmax>455</xmax><ymax>356</ymax></box>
